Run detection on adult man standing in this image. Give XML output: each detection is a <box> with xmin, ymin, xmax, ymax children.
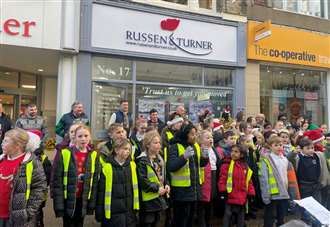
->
<box><xmin>55</xmin><ymin>101</ymin><xmax>89</xmax><ymax>138</ymax></box>
<box><xmin>0</xmin><ymin>103</ymin><xmax>12</xmax><ymax>154</ymax></box>
<box><xmin>255</xmin><ymin>113</ymin><xmax>266</xmax><ymax>129</ymax></box>
<box><xmin>108</xmin><ymin>99</ymin><xmax>132</xmax><ymax>135</ymax></box>
<box><xmin>16</xmin><ymin>103</ymin><xmax>48</xmax><ymax>142</ymax></box>
<box><xmin>147</xmin><ymin>109</ymin><xmax>165</xmax><ymax>134</ymax></box>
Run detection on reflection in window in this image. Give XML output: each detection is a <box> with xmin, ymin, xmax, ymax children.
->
<box><xmin>205</xmin><ymin>68</ymin><xmax>233</xmax><ymax>87</ymax></box>
<box><xmin>273</xmin><ymin>0</ymin><xmax>325</xmax><ymax>18</ymax></box>
<box><xmin>136</xmin><ymin>84</ymin><xmax>233</xmax><ymax>123</ymax></box>
<box><xmin>260</xmin><ymin>65</ymin><xmax>327</xmax><ymax>124</ymax></box>
<box><xmin>137</xmin><ymin>61</ymin><xmax>202</xmax><ymax>85</ymax></box>
<box><xmin>162</xmin><ymin>0</ymin><xmax>188</xmax><ymax>5</ymax></box>
<box><xmin>92</xmin><ymin>83</ymin><xmax>133</xmax><ymax>139</ymax></box>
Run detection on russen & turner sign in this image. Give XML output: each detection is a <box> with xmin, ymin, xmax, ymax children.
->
<box><xmin>91</xmin><ymin>4</ymin><xmax>238</xmax><ymax>63</ymax></box>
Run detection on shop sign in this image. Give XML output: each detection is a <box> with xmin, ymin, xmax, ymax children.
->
<box><xmin>247</xmin><ymin>21</ymin><xmax>330</xmax><ymax>68</ymax></box>
<box><xmin>142</xmin><ymin>86</ymin><xmax>231</xmax><ymax>98</ymax></box>
<box><xmin>92</xmin><ymin>4</ymin><xmax>237</xmax><ymax>63</ymax></box>
<box><xmin>0</xmin><ymin>18</ymin><xmax>36</xmax><ymax>37</ymax></box>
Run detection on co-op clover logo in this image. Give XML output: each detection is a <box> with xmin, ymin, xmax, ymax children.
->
<box><xmin>160</xmin><ymin>18</ymin><xmax>213</xmax><ymax>56</ymax></box>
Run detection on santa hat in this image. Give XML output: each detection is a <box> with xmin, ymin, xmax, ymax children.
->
<box><xmin>303</xmin><ymin>129</ymin><xmax>325</xmax><ymax>144</ymax></box>
<box><xmin>26</xmin><ymin>131</ymin><xmax>41</xmax><ymax>153</ymax></box>
<box><xmin>213</xmin><ymin>118</ymin><xmax>223</xmax><ymax>131</ymax></box>
<box><xmin>28</xmin><ymin>129</ymin><xmax>43</xmax><ymax>139</ymax></box>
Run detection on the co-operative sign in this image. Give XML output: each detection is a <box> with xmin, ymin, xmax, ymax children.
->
<box><xmin>126</xmin><ymin>18</ymin><xmax>213</xmax><ymax>56</ymax></box>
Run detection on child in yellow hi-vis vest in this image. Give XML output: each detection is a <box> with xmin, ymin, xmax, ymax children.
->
<box><xmin>259</xmin><ymin>135</ymin><xmax>299</xmax><ymax>227</ymax></box>
<box><xmin>218</xmin><ymin>144</ymin><xmax>255</xmax><ymax>227</ymax></box>
<box><xmin>95</xmin><ymin>138</ymin><xmax>139</xmax><ymax>227</ymax></box>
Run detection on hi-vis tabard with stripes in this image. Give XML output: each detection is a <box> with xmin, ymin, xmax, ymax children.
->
<box><xmin>61</xmin><ymin>149</ymin><xmax>98</xmax><ymax>200</ymax></box>
<box><xmin>163</xmin><ymin>131</ymin><xmax>174</xmax><ymax>163</ymax></box>
<box><xmin>99</xmin><ymin>156</ymin><xmax>139</xmax><ymax>219</ymax></box>
<box><xmin>258</xmin><ymin>157</ymin><xmax>280</xmax><ymax>195</ymax></box>
<box><xmin>170</xmin><ymin>143</ymin><xmax>204</xmax><ymax>187</ymax></box>
<box><xmin>142</xmin><ymin>165</ymin><xmax>161</xmax><ymax>201</ymax></box>
<box><xmin>226</xmin><ymin>160</ymin><xmax>253</xmax><ymax>193</ymax></box>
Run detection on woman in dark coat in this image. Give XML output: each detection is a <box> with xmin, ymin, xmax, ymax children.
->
<box><xmin>167</xmin><ymin>123</ymin><xmax>209</xmax><ymax>227</ymax></box>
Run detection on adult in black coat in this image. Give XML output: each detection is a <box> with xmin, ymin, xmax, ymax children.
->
<box><xmin>167</xmin><ymin>123</ymin><xmax>209</xmax><ymax>227</ymax></box>
<box><xmin>0</xmin><ymin>103</ymin><xmax>12</xmax><ymax>154</ymax></box>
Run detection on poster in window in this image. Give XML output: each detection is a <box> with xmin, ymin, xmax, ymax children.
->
<box><xmin>189</xmin><ymin>100</ymin><xmax>213</xmax><ymax>123</ymax></box>
<box><xmin>138</xmin><ymin>99</ymin><xmax>165</xmax><ymax>122</ymax></box>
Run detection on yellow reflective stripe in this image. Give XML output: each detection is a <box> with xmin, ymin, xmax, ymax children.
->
<box><xmin>142</xmin><ymin>165</ymin><xmax>160</xmax><ymax>201</ymax></box>
<box><xmin>226</xmin><ymin>160</ymin><xmax>235</xmax><ymax>193</ymax></box>
<box><xmin>194</xmin><ymin>143</ymin><xmax>204</xmax><ymax>185</ymax></box>
<box><xmin>164</xmin><ymin>147</ymin><xmax>168</xmax><ymax>163</ymax></box>
<box><xmin>246</xmin><ymin>168</ymin><xmax>253</xmax><ymax>190</ymax></box>
<box><xmin>170</xmin><ymin>144</ymin><xmax>191</xmax><ymax>187</ymax></box>
<box><xmin>166</xmin><ymin>131</ymin><xmax>174</xmax><ymax>140</ymax></box>
<box><xmin>25</xmin><ymin>161</ymin><xmax>33</xmax><ymax>201</ymax></box>
<box><xmin>41</xmin><ymin>154</ymin><xmax>47</xmax><ymax>164</ymax></box>
<box><xmin>62</xmin><ymin>149</ymin><xmax>71</xmax><ymax>200</ymax></box>
<box><xmin>262</xmin><ymin>158</ymin><xmax>279</xmax><ymax>195</ymax></box>
<box><xmin>101</xmin><ymin>161</ymin><xmax>113</xmax><ymax>219</ymax></box>
<box><xmin>130</xmin><ymin>161</ymin><xmax>139</xmax><ymax>210</ymax></box>
<box><xmin>88</xmin><ymin>151</ymin><xmax>97</xmax><ymax>200</ymax></box>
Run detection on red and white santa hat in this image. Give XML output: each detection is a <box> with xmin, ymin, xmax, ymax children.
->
<box><xmin>213</xmin><ymin>118</ymin><xmax>223</xmax><ymax>131</ymax></box>
<box><xmin>303</xmin><ymin>128</ymin><xmax>325</xmax><ymax>144</ymax></box>
<box><xmin>26</xmin><ymin>130</ymin><xmax>42</xmax><ymax>152</ymax></box>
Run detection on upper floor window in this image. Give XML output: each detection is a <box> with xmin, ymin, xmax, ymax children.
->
<box><xmin>273</xmin><ymin>0</ymin><xmax>329</xmax><ymax>19</ymax></box>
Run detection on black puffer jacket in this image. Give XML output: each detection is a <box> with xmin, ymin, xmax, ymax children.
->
<box><xmin>95</xmin><ymin>155</ymin><xmax>137</xmax><ymax>226</ymax></box>
<box><xmin>52</xmin><ymin>146</ymin><xmax>99</xmax><ymax>218</ymax></box>
<box><xmin>167</xmin><ymin>123</ymin><xmax>209</xmax><ymax>202</ymax></box>
<box><xmin>136</xmin><ymin>152</ymin><xmax>167</xmax><ymax>212</ymax></box>
<box><xmin>0</xmin><ymin>152</ymin><xmax>47</xmax><ymax>227</ymax></box>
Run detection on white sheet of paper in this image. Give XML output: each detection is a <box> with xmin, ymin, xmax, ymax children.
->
<box><xmin>294</xmin><ymin>197</ymin><xmax>330</xmax><ymax>225</ymax></box>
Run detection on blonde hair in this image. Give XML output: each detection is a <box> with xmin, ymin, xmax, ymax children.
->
<box><xmin>5</xmin><ymin>128</ymin><xmax>29</xmax><ymax>151</ymax></box>
<box><xmin>267</xmin><ymin>135</ymin><xmax>282</xmax><ymax>146</ymax></box>
<box><xmin>143</xmin><ymin>130</ymin><xmax>161</xmax><ymax>151</ymax></box>
<box><xmin>108</xmin><ymin>123</ymin><xmax>124</xmax><ymax>134</ymax></box>
<box><xmin>197</xmin><ymin>130</ymin><xmax>212</xmax><ymax>145</ymax></box>
<box><xmin>255</xmin><ymin>132</ymin><xmax>265</xmax><ymax>145</ymax></box>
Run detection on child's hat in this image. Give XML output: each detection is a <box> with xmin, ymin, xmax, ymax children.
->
<box><xmin>213</xmin><ymin>118</ymin><xmax>223</xmax><ymax>131</ymax></box>
<box><xmin>303</xmin><ymin>128</ymin><xmax>324</xmax><ymax>144</ymax></box>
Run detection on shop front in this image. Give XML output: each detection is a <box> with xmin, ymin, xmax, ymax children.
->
<box><xmin>246</xmin><ymin>21</ymin><xmax>330</xmax><ymax>125</ymax></box>
<box><xmin>78</xmin><ymin>1</ymin><xmax>246</xmax><ymax>139</ymax></box>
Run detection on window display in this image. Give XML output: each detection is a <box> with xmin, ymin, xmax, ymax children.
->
<box><xmin>260</xmin><ymin>65</ymin><xmax>327</xmax><ymax>124</ymax></box>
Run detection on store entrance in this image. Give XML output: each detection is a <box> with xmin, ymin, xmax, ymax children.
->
<box><xmin>0</xmin><ymin>93</ymin><xmax>37</xmax><ymax>121</ymax></box>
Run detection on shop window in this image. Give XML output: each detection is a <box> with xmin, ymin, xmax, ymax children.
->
<box><xmin>204</xmin><ymin>67</ymin><xmax>233</xmax><ymax>87</ymax></box>
<box><xmin>92</xmin><ymin>57</ymin><xmax>132</xmax><ymax>81</ymax></box>
<box><xmin>0</xmin><ymin>70</ymin><xmax>19</xmax><ymax>88</ymax></box>
<box><xmin>136</xmin><ymin>61</ymin><xmax>202</xmax><ymax>85</ymax></box>
<box><xmin>91</xmin><ymin>83</ymin><xmax>133</xmax><ymax>139</ymax></box>
<box><xmin>20</xmin><ymin>73</ymin><xmax>36</xmax><ymax>90</ymax></box>
<box><xmin>136</xmin><ymin>84</ymin><xmax>233</xmax><ymax>123</ymax></box>
<box><xmin>260</xmin><ymin>65</ymin><xmax>327</xmax><ymax>125</ymax></box>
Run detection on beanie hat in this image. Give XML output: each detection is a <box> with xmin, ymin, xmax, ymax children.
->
<box><xmin>307</xmin><ymin>123</ymin><xmax>320</xmax><ymax>131</ymax></box>
<box><xmin>167</xmin><ymin>116</ymin><xmax>183</xmax><ymax>127</ymax></box>
<box><xmin>303</xmin><ymin>129</ymin><xmax>324</xmax><ymax>144</ymax></box>
<box><xmin>26</xmin><ymin>131</ymin><xmax>41</xmax><ymax>152</ymax></box>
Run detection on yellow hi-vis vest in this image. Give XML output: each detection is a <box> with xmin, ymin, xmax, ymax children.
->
<box><xmin>99</xmin><ymin>156</ymin><xmax>139</xmax><ymax>219</ymax></box>
<box><xmin>61</xmin><ymin>149</ymin><xmax>98</xmax><ymax>200</ymax></box>
<box><xmin>226</xmin><ymin>160</ymin><xmax>253</xmax><ymax>193</ymax></box>
<box><xmin>170</xmin><ymin>143</ymin><xmax>204</xmax><ymax>187</ymax></box>
<box><xmin>163</xmin><ymin>131</ymin><xmax>174</xmax><ymax>163</ymax></box>
<box><xmin>258</xmin><ymin>158</ymin><xmax>280</xmax><ymax>195</ymax></box>
<box><xmin>41</xmin><ymin>154</ymin><xmax>47</xmax><ymax>164</ymax></box>
<box><xmin>25</xmin><ymin>161</ymin><xmax>34</xmax><ymax>201</ymax></box>
<box><xmin>142</xmin><ymin>165</ymin><xmax>161</xmax><ymax>201</ymax></box>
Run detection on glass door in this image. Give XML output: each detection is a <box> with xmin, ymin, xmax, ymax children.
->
<box><xmin>0</xmin><ymin>94</ymin><xmax>18</xmax><ymax>120</ymax></box>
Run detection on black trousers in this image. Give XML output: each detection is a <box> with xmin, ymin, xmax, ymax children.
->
<box><xmin>173</xmin><ymin>201</ymin><xmax>196</xmax><ymax>227</ymax></box>
<box><xmin>223</xmin><ymin>204</ymin><xmax>245</xmax><ymax>227</ymax></box>
<box><xmin>63</xmin><ymin>199</ymin><xmax>84</xmax><ymax>227</ymax></box>
<box><xmin>140</xmin><ymin>211</ymin><xmax>161</xmax><ymax>227</ymax></box>
<box><xmin>263</xmin><ymin>199</ymin><xmax>288</xmax><ymax>227</ymax></box>
<box><xmin>0</xmin><ymin>219</ymin><xmax>9</xmax><ymax>227</ymax></box>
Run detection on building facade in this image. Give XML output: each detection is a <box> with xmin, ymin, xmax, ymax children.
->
<box><xmin>77</xmin><ymin>0</ymin><xmax>247</xmax><ymax>138</ymax></box>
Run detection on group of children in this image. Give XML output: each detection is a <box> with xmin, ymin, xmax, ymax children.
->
<box><xmin>0</xmin><ymin>111</ymin><xmax>330</xmax><ymax>227</ymax></box>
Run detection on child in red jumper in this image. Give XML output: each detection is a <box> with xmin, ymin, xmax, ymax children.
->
<box><xmin>218</xmin><ymin>144</ymin><xmax>255</xmax><ymax>227</ymax></box>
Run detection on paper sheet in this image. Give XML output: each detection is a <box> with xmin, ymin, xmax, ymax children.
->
<box><xmin>294</xmin><ymin>197</ymin><xmax>330</xmax><ymax>225</ymax></box>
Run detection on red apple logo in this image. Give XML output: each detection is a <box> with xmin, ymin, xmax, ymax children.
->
<box><xmin>161</xmin><ymin>18</ymin><xmax>180</xmax><ymax>31</ymax></box>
